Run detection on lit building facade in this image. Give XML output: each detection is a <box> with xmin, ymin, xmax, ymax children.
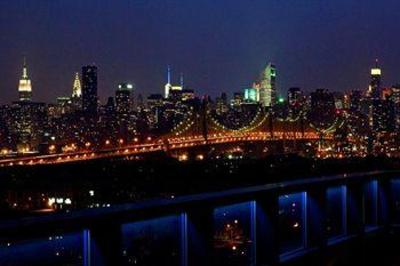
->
<box><xmin>287</xmin><ymin>87</ymin><xmax>303</xmax><ymax>116</ymax></box>
<box><xmin>258</xmin><ymin>63</ymin><xmax>276</xmax><ymax>108</ymax></box>
<box><xmin>309</xmin><ymin>89</ymin><xmax>336</xmax><ymax>129</ymax></box>
<box><xmin>368</xmin><ymin>60</ymin><xmax>382</xmax><ymax>100</ymax></box>
<box><xmin>116</xmin><ymin>83</ymin><xmax>133</xmax><ymax>115</ymax></box>
<box><xmin>82</xmin><ymin>65</ymin><xmax>98</xmax><ymax>115</ymax></box>
<box><xmin>164</xmin><ymin>66</ymin><xmax>183</xmax><ymax>99</ymax></box>
<box><xmin>18</xmin><ymin>57</ymin><xmax>32</xmax><ymax>102</ymax></box>
<box><xmin>244</xmin><ymin>88</ymin><xmax>258</xmax><ymax>102</ymax></box>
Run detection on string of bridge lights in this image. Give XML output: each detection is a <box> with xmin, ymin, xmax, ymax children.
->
<box><xmin>208</xmin><ymin>107</ymin><xmax>267</xmax><ymax>134</ymax></box>
<box><xmin>170</xmin><ymin>107</ymin><xmax>197</xmax><ymax>136</ymax></box>
<box><xmin>169</xmin><ymin>106</ymin><xmax>343</xmax><ymax>137</ymax></box>
<box><xmin>309</xmin><ymin>117</ymin><xmax>343</xmax><ymax>134</ymax></box>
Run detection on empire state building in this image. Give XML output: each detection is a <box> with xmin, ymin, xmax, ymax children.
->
<box><xmin>18</xmin><ymin>57</ymin><xmax>32</xmax><ymax>101</ymax></box>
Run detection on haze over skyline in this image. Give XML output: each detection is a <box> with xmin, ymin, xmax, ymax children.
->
<box><xmin>1</xmin><ymin>0</ymin><xmax>400</xmax><ymax>104</ymax></box>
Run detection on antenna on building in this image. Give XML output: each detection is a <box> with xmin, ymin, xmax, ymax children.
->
<box><xmin>180</xmin><ymin>72</ymin><xmax>184</xmax><ymax>88</ymax></box>
<box><xmin>167</xmin><ymin>65</ymin><xmax>171</xmax><ymax>84</ymax></box>
<box><xmin>22</xmin><ymin>55</ymin><xmax>28</xmax><ymax>79</ymax></box>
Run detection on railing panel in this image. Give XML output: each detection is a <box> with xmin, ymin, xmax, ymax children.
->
<box><xmin>326</xmin><ymin>185</ymin><xmax>347</xmax><ymax>243</ymax></box>
<box><xmin>363</xmin><ymin>180</ymin><xmax>379</xmax><ymax>231</ymax></box>
<box><xmin>121</xmin><ymin>215</ymin><xmax>181</xmax><ymax>266</ymax></box>
<box><xmin>0</xmin><ymin>231</ymin><xmax>84</xmax><ymax>266</ymax></box>
<box><xmin>213</xmin><ymin>201</ymin><xmax>256</xmax><ymax>266</ymax></box>
<box><xmin>390</xmin><ymin>179</ymin><xmax>400</xmax><ymax>224</ymax></box>
<box><xmin>278</xmin><ymin>192</ymin><xmax>307</xmax><ymax>258</ymax></box>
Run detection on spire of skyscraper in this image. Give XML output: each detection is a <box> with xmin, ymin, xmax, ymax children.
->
<box><xmin>180</xmin><ymin>72</ymin><xmax>184</xmax><ymax>89</ymax></box>
<box><xmin>22</xmin><ymin>56</ymin><xmax>28</xmax><ymax>79</ymax></box>
<box><xmin>167</xmin><ymin>65</ymin><xmax>171</xmax><ymax>84</ymax></box>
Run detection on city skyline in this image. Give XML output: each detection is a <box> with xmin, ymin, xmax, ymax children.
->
<box><xmin>1</xmin><ymin>55</ymin><xmax>397</xmax><ymax>105</ymax></box>
<box><xmin>1</xmin><ymin>1</ymin><xmax>400</xmax><ymax>103</ymax></box>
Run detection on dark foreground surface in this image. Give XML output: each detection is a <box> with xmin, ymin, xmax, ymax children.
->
<box><xmin>0</xmin><ymin>169</ymin><xmax>400</xmax><ymax>265</ymax></box>
<box><xmin>288</xmin><ymin>231</ymin><xmax>400</xmax><ymax>266</ymax></box>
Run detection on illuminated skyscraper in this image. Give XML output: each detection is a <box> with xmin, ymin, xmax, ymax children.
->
<box><xmin>392</xmin><ymin>85</ymin><xmax>400</xmax><ymax>129</ymax></box>
<box><xmin>82</xmin><ymin>65</ymin><xmax>98</xmax><ymax>115</ymax></box>
<box><xmin>18</xmin><ymin>57</ymin><xmax>32</xmax><ymax>102</ymax></box>
<box><xmin>164</xmin><ymin>66</ymin><xmax>182</xmax><ymax>98</ymax></box>
<box><xmin>165</xmin><ymin>65</ymin><xmax>172</xmax><ymax>98</ymax></box>
<box><xmin>368</xmin><ymin>59</ymin><xmax>382</xmax><ymax>100</ymax></box>
<box><xmin>258</xmin><ymin>62</ymin><xmax>276</xmax><ymax>107</ymax></box>
<box><xmin>116</xmin><ymin>83</ymin><xmax>133</xmax><ymax>115</ymax></box>
<box><xmin>244</xmin><ymin>88</ymin><xmax>258</xmax><ymax>102</ymax></box>
<box><xmin>368</xmin><ymin>60</ymin><xmax>385</xmax><ymax>131</ymax></box>
<box><xmin>72</xmin><ymin>72</ymin><xmax>82</xmax><ymax>98</ymax></box>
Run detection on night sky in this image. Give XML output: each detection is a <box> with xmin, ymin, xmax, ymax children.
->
<box><xmin>0</xmin><ymin>0</ymin><xmax>400</xmax><ymax>104</ymax></box>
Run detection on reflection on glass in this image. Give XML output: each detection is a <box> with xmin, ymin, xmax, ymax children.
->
<box><xmin>121</xmin><ymin>215</ymin><xmax>180</xmax><ymax>266</ymax></box>
<box><xmin>326</xmin><ymin>186</ymin><xmax>347</xmax><ymax>242</ymax></box>
<box><xmin>0</xmin><ymin>232</ymin><xmax>84</xmax><ymax>266</ymax></box>
<box><xmin>213</xmin><ymin>202</ymin><xmax>255</xmax><ymax>266</ymax></box>
<box><xmin>391</xmin><ymin>179</ymin><xmax>400</xmax><ymax>223</ymax></box>
<box><xmin>363</xmin><ymin>180</ymin><xmax>378</xmax><ymax>231</ymax></box>
<box><xmin>279</xmin><ymin>192</ymin><xmax>307</xmax><ymax>256</ymax></box>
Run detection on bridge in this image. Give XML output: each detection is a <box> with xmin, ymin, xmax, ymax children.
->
<box><xmin>0</xmin><ymin>171</ymin><xmax>398</xmax><ymax>265</ymax></box>
<box><xmin>0</xmin><ymin>107</ymin><xmax>342</xmax><ymax>166</ymax></box>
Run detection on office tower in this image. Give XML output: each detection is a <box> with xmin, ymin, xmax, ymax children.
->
<box><xmin>244</xmin><ymin>88</ymin><xmax>258</xmax><ymax>102</ymax></box>
<box><xmin>372</xmin><ymin>98</ymin><xmax>395</xmax><ymax>132</ymax></box>
<box><xmin>71</xmin><ymin>72</ymin><xmax>82</xmax><ymax>110</ymax></box>
<box><xmin>18</xmin><ymin>57</ymin><xmax>32</xmax><ymax>102</ymax></box>
<box><xmin>258</xmin><ymin>62</ymin><xmax>276</xmax><ymax>107</ymax></box>
<box><xmin>181</xmin><ymin>89</ymin><xmax>195</xmax><ymax>101</ymax></box>
<box><xmin>10</xmin><ymin>101</ymin><xmax>46</xmax><ymax>152</ymax></box>
<box><xmin>115</xmin><ymin>83</ymin><xmax>133</xmax><ymax>115</ymax></box>
<box><xmin>368</xmin><ymin>59</ymin><xmax>382</xmax><ymax>100</ymax></box>
<box><xmin>349</xmin><ymin>90</ymin><xmax>362</xmax><ymax>112</ymax></box>
<box><xmin>215</xmin><ymin>93</ymin><xmax>228</xmax><ymax>115</ymax></box>
<box><xmin>367</xmin><ymin>60</ymin><xmax>386</xmax><ymax>131</ymax></box>
<box><xmin>287</xmin><ymin>87</ymin><xmax>303</xmax><ymax>115</ymax></box>
<box><xmin>82</xmin><ymin>65</ymin><xmax>98</xmax><ymax>115</ymax></box>
<box><xmin>333</xmin><ymin>92</ymin><xmax>346</xmax><ymax>110</ymax></box>
<box><xmin>310</xmin><ymin>89</ymin><xmax>336</xmax><ymax>128</ymax></box>
<box><xmin>164</xmin><ymin>66</ymin><xmax>183</xmax><ymax>99</ymax></box>
<box><xmin>231</xmin><ymin>92</ymin><xmax>244</xmax><ymax>107</ymax></box>
<box><xmin>72</xmin><ymin>72</ymin><xmax>82</xmax><ymax>98</ymax></box>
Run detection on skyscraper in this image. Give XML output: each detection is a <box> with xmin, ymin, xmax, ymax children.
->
<box><xmin>18</xmin><ymin>57</ymin><xmax>32</xmax><ymax>102</ymax></box>
<box><xmin>258</xmin><ymin>62</ymin><xmax>276</xmax><ymax>108</ymax></box>
<box><xmin>310</xmin><ymin>89</ymin><xmax>336</xmax><ymax>128</ymax></box>
<box><xmin>368</xmin><ymin>60</ymin><xmax>385</xmax><ymax>131</ymax></box>
<box><xmin>72</xmin><ymin>72</ymin><xmax>82</xmax><ymax>98</ymax></box>
<box><xmin>82</xmin><ymin>65</ymin><xmax>98</xmax><ymax>115</ymax></box>
<box><xmin>164</xmin><ymin>66</ymin><xmax>183</xmax><ymax>99</ymax></box>
<box><xmin>368</xmin><ymin>59</ymin><xmax>382</xmax><ymax>100</ymax></box>
<box><xmin>165</xmin><ymin>65</ymin><xmax>172</xmax><ymax>98</ymax></box>
<box><xmin>116</xmin><ymin>83</ymin><xmax>133</xmax><ymax>115</ymax></box>
<box><xmin>244</xmin><ymin>88</ymin><xmax>258</xmax><ymax>102</ymax></box>
<box><xmin>287</xmin><ymin>87</ymin><xmax>303</xmax><ymax>116</ymax></box>
<box><xmin>349</xmin><ymin>90</ymin><xmax>362</xmax><ymax>112</ymax></box>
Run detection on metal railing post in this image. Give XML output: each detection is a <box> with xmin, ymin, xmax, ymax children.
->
<box><xmin>186</xmin><ymin>206</ymin><xmax>214</xmax><ymax>266</ymax></box>
<box><xmin>255</xmin><ymin>194</ymin><xmax>279</xmax><ymax>265</ymax></box>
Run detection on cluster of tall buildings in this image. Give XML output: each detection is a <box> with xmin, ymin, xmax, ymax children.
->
<box><xmin>0</xmin><ymin>57</ymin><xmax>399</xmax><ymax>158</ymax></box>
